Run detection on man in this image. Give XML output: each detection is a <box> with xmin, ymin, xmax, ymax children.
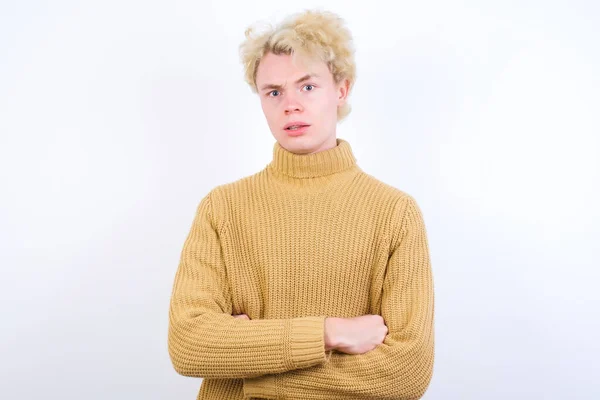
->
<box><xmin>168</xmin><ymin>8</ymin><xmax>434</xmax><ymax>399</ymax></box>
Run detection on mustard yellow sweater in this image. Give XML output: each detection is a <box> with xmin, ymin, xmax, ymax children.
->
<box><xmin>168</xmin><ymin>138</ymin><xmax>435</xmax><ymax>399</ymax></box>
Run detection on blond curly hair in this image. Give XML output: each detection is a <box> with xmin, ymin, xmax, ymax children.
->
<box><xmin>238</xmin><ymin>9</ymin><xmax>357</xmax><ymax>122</ymax></box>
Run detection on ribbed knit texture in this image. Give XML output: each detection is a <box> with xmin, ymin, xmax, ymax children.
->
<box><xmin>168</xmin><ymin>138</ymin><xmax>435</xmax><ymax>399</ymax></box>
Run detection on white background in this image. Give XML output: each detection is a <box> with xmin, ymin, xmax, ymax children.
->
<box><xmin>1</xmin><ymin>0</ymin><xmax>599</xmax><ymax>398</ymax></box>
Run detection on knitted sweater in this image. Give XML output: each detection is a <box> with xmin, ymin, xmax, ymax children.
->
<box><xmin>168</xmin><ymin>138</ymin><xmax>435</xmax><ymax>399</ymax></box>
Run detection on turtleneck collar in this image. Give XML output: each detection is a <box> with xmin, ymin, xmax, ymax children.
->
<box><xmin>268</xmin><ymin>138</ymin><xmax>357</xmax><ymax>179</ymax></box>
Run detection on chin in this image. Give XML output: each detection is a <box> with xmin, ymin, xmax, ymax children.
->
<box><xmin>274</xmin><ymin>134</ymin><xmax>310</xmax><ymax>151</ymax></box>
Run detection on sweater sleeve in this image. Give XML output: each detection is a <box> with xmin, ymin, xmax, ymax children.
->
<box><xmin>168</xmin><ymin>190</ymin><xmax>330</xmax><ymax>379</ymax></box>
<box><xmin>242</xmin><ymin>194</ymin><xmax>435</xmax><ymax>399</ymax></box>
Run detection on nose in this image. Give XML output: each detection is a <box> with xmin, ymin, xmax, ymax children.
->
<box><xmin>283</xmin><ymin>92</ymin><xmax>303</xmax><ymax>114</ymax></box>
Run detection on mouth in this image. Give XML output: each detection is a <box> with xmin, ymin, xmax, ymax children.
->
<box><xmin>285</xmin><ymin>124</ymin><xmax>310</xmax><ymax>131</ymax></box>
<box><xmin>284</xmin><ymin>124</ymin><xmax>310</xmax><ymax>136</ymax></box>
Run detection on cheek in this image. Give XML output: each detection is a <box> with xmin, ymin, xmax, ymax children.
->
<box><xmin>320</xmin><ymin>91</ymin><xmax>339</xmax><ymax>109</ymax></box>
<box><xmin>319</xmin><ymin>94</ymin><xmax>339</xmax><ymax>117</ymax></box>
<box><xmin>260</xmin><ymin>100</ymin><xmax>272</xmax><ymax>116</ymax></box>
<box><xmin>261</xmin><ymin>103</ymin><xmax>280</xmax><ymax>126</ymax></box>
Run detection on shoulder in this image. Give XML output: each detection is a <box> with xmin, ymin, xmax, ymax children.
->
<box><xmin>202</xmin><ymin>168</ymin><xmax>267</xmax><ymax>222</ymax></box>
<box><xmin>209</xmin><ymin>168</ymin><xmax>265</xmax><ymax>201</ymax></box>
<box><xmin>355</xmin><ymin>169</ymin><xmax>418</xmax><ymax>207</ymax></box>
<box><xmin>353</xmin><ymin>169</ymin><xmax>426</xmax><ymax>230</ymax></box>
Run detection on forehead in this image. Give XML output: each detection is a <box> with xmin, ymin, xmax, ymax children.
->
<box><xmin>255</xmin><ymin>52</ymin><xmax>331</xmax><ymax>85</ymax></box>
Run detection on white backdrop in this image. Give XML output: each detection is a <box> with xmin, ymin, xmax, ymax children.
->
<box><xmin>1</xmin><ymin>1</ymin><xmax>599</xmax><ymax>398</ymax></box>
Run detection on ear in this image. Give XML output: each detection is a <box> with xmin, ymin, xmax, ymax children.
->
<box><xmin>337</xmin><ymin>78</ymin><xmax>350</xmax><ymax>106</ymax></box>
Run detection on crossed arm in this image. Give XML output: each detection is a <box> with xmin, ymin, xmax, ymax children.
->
<box><xmin>168</xmin><ymin>192</ymin><xmax>434</xmax><ymax>399</ymax></box>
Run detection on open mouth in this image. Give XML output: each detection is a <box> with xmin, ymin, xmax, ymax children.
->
<box><xmin>286</xmin><ymin>125</ymin><xmax>309</xmax><ymax>131</ymax></box>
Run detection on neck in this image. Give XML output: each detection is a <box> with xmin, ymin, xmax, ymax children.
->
<box><xmin>268</xmin><ymin>138</ymin><xmax>357</xmax><ymax>179</ymax></box>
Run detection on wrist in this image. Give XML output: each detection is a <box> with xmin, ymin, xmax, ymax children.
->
<box><xmin>324</xmin><ymin>317</ymin><xmax>340</xmax><ymax>351</ymax></box>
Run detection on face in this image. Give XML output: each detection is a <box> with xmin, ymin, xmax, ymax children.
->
<box><xmin>255</xmin><ymin>51</ymin><xmax>350</xmax><ymax>155</ymax></box>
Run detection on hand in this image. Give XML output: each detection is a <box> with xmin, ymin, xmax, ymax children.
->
<box><xmin>325</xmin><ymin>314</ymin><xmax>388</xmax><ymax>354</ymax></box>
<box><xmin>232</xmin><ymin>313</ymin><xmax>250</xmax><ymax>320</ymax></box>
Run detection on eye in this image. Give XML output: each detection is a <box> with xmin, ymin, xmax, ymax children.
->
<box><xmin>303</xmin><ymin>84</ymin><xmax>315</xmax><ymax>91</ymax></box>
<box><xmin>267</xmin><ymin>90</ymin><xmax>280</xmax><ymax>97</ymax></box>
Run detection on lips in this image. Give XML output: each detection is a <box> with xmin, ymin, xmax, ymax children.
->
<box><xmin>284</xmin><ymin>121</ymin><xmax>310</xmax><ymax>130</ymax></box>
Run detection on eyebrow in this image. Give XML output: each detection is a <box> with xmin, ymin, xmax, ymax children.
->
<box><xmin>260</xmin><ymin>73</ymin><xmax>319</xmax><ymax>91</ymax></box>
